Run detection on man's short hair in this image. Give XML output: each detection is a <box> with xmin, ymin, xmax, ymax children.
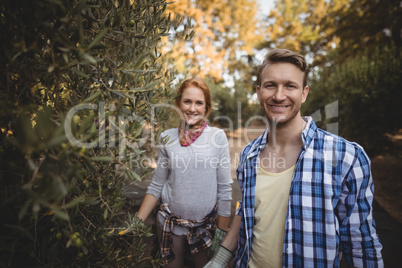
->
<box><xmin>259</xmin><ymin>48</ymin><xmax>309</xmax><ymax>88</ymax></box>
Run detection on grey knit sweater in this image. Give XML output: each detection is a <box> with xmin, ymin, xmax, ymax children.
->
<box><xmin>146</xmin><ymin>125</ymin><xmax>232</xmax><ymax>235</ymax></box>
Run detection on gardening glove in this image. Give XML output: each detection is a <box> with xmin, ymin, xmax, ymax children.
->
<box><xmin>204</xmin><ymin>245</ymin><xmax>234</xmax><ymax>268</ymax></box>
<box><xmin>134</xmin><ymin>216</ymin><xmax>150</xmax><ymax>234</ymax></box>
<box><xmin>210</xmin><ymin>227</ymin><xmax>227</xmax><ymax>253</ymax></box>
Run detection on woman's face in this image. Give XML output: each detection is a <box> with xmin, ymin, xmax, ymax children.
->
<box><xmin>179</xmin><ymin>86</ymin><xmax>207</xmax><ymax>125</ymax></box>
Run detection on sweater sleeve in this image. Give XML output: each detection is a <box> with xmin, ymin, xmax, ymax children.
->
<box><xmin>216</xmin><ymin>130</ymin><xmax>233</xmax><ymax>217</ymax></box>
<box><xmin>146</xmin><ymin>145</ymin><xmax>169</xmax><ymax>199</ymax></box>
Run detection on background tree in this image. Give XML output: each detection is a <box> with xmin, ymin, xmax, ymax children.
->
<box><xmin>163</xmin><ymin>0</ymin><xmax>263</xmax><ymax>82</ymax></box>
<box><xmin>150</xmin><ymin>0</ymin><xmax>264</xmax><ymax>129</ymax></box>
<box><xmin>262</xmin><ymin>0</ymin><xmax>349</xmax><ymax>67</ymax></box>
<box><xmin>303</xmin><ymin>46</ymin><xmax>402</xmax><ymax>156</ymax></box>
<box><xmin>263</xmin><ymin>0</ymin><xmax>402</xmax><ymax>156</ymax></box>
<box><xmin>209</xmin><ymin>79</ymin><xmax>261</xmax><ymax>129</ymax></box>
<box><xmin>332</xmin><ymin>0</ymin><xmax>401</xmax><ymax>62</ymax></box>
<box><xmin>0</xmin><ymin>0</ymin><xmax>178</xmax><ymax>266</ymax></box>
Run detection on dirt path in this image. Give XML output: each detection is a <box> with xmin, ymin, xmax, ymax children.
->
<box><xmin>370</xmin><ymin>155</ymin><xmax>402</xmax><ymax>267</ymax></box>
<box><xmin>371</xmin><ymin>155</ymin><xmax>402</xmax><ymax>223</ymax></box>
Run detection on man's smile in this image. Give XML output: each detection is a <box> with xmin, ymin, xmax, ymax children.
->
<box><xmin>268</xmin><ymin>104</ymin><xmax>291</xmax><ymax>109</ymax></box>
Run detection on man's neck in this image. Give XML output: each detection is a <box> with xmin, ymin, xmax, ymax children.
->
<box><xmin>260</xmin><ymin>117</ymin><xmax>306</xmax><ymax>173</ymax></box>
<box><xmin>266</xmin><ymin>116</ymin><xmax>306</xmax><ymax>150</ymax></box>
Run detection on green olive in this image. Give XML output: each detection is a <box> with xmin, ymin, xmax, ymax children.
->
<box><xmin>56</xmin><ymin>232</ymin><xmax>62</xmax><ymax>240</ymax></box>
<box><xmin>75</xmin><ymin>238</ymin><xmax>83</xmax><ymax>247</ymax></box>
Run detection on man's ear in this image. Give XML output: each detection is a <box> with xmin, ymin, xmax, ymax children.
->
<box><xmin>302</xmin><ymin>86</ymin><xmax>309</xmax><ymax>103</ymax></box>
<box><xmin>256</xmin><ymin>85</ymin><xmax>261</xmax><ymax>101</ymax></box>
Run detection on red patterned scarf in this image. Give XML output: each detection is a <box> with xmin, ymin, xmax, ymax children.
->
<box><xmin>178</xmin><ymin>120</ymin><xmax>207</xmax><ymax>146</ymax></box>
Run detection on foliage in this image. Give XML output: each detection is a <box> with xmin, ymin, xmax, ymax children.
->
<box><xmin>333</xmin><ymin>0</ymin><xmax>401</xmax><ymax>62</ymax></box>
<box><xmin>163</xmin><ymin>0</ymin><xmax>263</xmax><ymax>82</ymax></box>
<box><xmin>303</xmin><ymin>46</ymin><xmax>402</xmax><ymax>156</ymax></box>
<box><xmin>0</xmin><ymin>0</ymin><xmax>177</xmax><ymax>266</ymax></box>
<box><xmin>263</xmin><ymin>0</ymin><xmax>401</xmax><ymax>66</ymax></box>
<box><xmin>262</xmin><ymin>0</ymin><xmax>349</xmax><ymax>66</ymax></box>
<box><xmin>209</xmin><ymin>80</ymin><xmax>261</xmax><ymax>129</ymax></box>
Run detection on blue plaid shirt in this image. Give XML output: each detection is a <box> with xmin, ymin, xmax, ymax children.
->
<box><xmin>234</xmin><ymin>117</ymin><xmax>383</xmax><ymax>267</ymax></box>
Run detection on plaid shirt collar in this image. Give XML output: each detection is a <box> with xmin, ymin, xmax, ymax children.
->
<box><xmin>243</xmin><ymin>116</ymin><xmax>313</xmax><ymax>162</ymax></box>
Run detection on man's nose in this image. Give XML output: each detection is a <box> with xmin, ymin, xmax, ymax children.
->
<box><xmin>273</xmin><ymin>87</ymin><xmax>286</xmax><ymax>101</ymax></box>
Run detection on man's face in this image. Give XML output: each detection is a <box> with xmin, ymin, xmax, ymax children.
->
<box><xmin>257</xmin><ymin>62</ymin><xmax>309</xmax><ymax>126</ymax></box>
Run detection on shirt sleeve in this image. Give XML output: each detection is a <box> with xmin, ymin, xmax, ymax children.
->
<box><xmin>337</xmin><ymin>148</ymin><xmax>383</xmax><ymax>267</ymax></box>
<box><xmin>216</xmin><ymin>130</ymin><xmax>233</xmax><ymax>217</ymax></box>
<box><xmin>234</xmin><ymin>146</ymin><xmax>246</xmax><ymax>217</ymax></box>
<box><xmin>146</xmin><ymin>145</ymin><xmax>169</xmax><ymax>199</ymax></box>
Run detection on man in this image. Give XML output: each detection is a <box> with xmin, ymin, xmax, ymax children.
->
<box><xmin>206</xmin><ymin>48</ymin><xmax>383</xmax><ymax>267</ymax></box>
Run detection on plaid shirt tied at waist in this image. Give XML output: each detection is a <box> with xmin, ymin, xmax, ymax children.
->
<box><xmin>160</xmin><ymin>203</ymin><xmax>217</xmax><ymax>263</ymax></box>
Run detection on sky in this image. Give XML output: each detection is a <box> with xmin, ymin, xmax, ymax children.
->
<box><xmin>257</xmin><ymin>0</ymin><xmax>275</xmax><ymax>15</ymax></box>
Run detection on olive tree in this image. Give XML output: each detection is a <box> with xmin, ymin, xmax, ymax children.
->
<box><xmin>0</xmin><ymin>0</ymin><xmax>178</xmax><ymax>266</ymax></box>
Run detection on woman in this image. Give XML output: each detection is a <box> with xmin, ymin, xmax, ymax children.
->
<box><xmin>137</xmin><ymin>78</ymin><xmax>232</xmax><ymax>267</ymax></box>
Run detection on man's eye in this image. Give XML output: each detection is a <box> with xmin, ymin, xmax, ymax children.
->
<box><xmin>265</xmin><ymin>84</ymin><xmax>275</xmax><ymax>88</ymax></box>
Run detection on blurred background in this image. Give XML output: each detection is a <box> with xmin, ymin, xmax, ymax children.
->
<box><xmin>0</xmin><ymin>0</ymin><xmax>400</xmax><ymax>266</ymax></box>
